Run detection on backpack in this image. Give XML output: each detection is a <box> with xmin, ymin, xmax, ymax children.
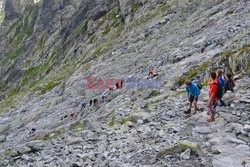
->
<box><xmin>212</xmin><ymin>81</ymin><xmax>223</xmax><ymax>99</ymax></box>
<box><xmin>193</xmin><ymin>80</ymin><xmax>202</xmax><ymax>90</ymax></box>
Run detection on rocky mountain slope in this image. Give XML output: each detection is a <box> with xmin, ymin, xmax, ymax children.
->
<box><xmin>0</xmin><ymin>0</ymin><xmax>249</xmax><ymax>166</ymax></box>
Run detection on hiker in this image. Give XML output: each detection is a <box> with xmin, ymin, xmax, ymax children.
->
<box><xmin>81</xmin><ymin>102</ymin><xmax>86</xmax><ymax>109</ymax></box>
<box><xmin>184</xmin><ymin>80</ymin><xmax>201</xmax><ymax>114</ymax></box>
<box><xmin>224</xmin><ymin>72</ymin><xmax>237</xmax><ymax>100</ymax></box>
<box><xmin>148</xmin><ymin>69</ymin><xmax>158</xmax><ymax>77</ymax></box>
<box><xmin>93</xmin><ymin>98</ymin><xmax>98</xmax><ymax>105</ymax></box>
<box><xmin>89</xmin><ymin>99</ymin><xmax>93</xmax><ymax>106</ymax></box>
<box><xmin>216</xmin><ymin>69</ymin><xmax>226</xmax><ymax>106</ymax></box>
<box><xmin>207</xmin><ymin>72</ymin><xmax>220</xmax><ymax>123</ymax></box>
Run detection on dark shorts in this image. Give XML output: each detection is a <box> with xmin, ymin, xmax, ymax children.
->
<box><xmin>189</xmin><ymin>95</ymin><xmax>198</xmax><ymax>103</ymax></box>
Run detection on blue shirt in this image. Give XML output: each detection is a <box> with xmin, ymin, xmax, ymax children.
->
<box><xmin>186</xmin><ymin>82</ymin><xmax>200</xmax><ymax>97</ymax></box>
<box><xmin>218</xmin><ymin>77</ymin><xmax>225</xmax><ymax>89</ymax></box>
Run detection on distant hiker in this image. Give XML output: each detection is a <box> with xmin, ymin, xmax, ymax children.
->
<box><xmin>224</xmin><ymin>72</ymin><xmax>237</xmax><ymax>100</ymax></box>
<box><xmin>29</xmin><ymin>128</ymin><xmax>36</xmax><ymax>134</ymax></box>
<box><xmin>148</xmin><ymin>69</ymin><xmax>159</xmax><ymax>77</ymax></box>
<box><xmin>184</xmin><ymin>80</ymin><xmax>201</xmax><ymax>114</ymax></box>
<box><xmin>81</xmin><ymin>102</ymin><xmax>86</xmax><ymax>109</ymax></box>
<box><xmin>93</xmin><ymin>98</ymin><xmax>98</xmax><ymax>105</ymax></box>
<box><xmin>89</xmin><ymin>99</ymin><xmax>93</xmax><ymax>106</ymax></box>
<box><xmin>216</xmin><ymin>69</ymin><xmax>226</xmax><ymax>106</ymax></box>
<box><xmin>60</xmin><ymin>115</ymin><xmax>68</xmax><ymax>120</ymax></box>
<box><xmin>201</xmin><ymin>47</ymin><xmax>205</xmax><ymax>53</ymax></box>
<box><xmin>207</xmin><ymin>72</ymin><xmax>220</xmax><ymax>123</ymax></box>
<box><xmin>70</xmin><ymin>113</ymin><xmax>75</xmax><ymax>118</ymax></box>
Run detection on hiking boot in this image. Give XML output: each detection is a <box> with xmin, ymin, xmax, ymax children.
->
<box><xmin>184</xmin><ymin>109</ymin><xmax>191</xmax><ymax>114</ymax></box>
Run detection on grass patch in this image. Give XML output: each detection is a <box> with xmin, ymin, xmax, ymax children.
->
<box><xmin>76</xmin><ymin>21</ymin><xmax>88</xmax><ymax>35</ymax></box>
<box><xmin>92</xmin><ymin>42</ymin><xmax>112</xmax><ymax>59</ymax></box>
<box><xmin>83</xmin><ymin>63</ymin><xmax>92</xmax><ymax>71</ymax></box>
<box><xmin>40</xmin><ymin>130</ymin><xmax>62</xmax><ymax>141</ymax></box>
<box><xmin>70</xmin><ymin>123</ymin><xmax>84</xmax><ymax>133</ymax></box>
<box><xmin>174</xmin><ymin>76</ymin><xmax>186</xmax><ymax>85</ymax></box>
<box><xmin>87</xmin><ymin>34</ymin><xmax>96</xmax><ymax>45</ymax></box>
<box><xmin>156</xmin><ymin>142</ymin><xmax>203</xmax><ymax>158</ymax></box>
<box><xmin>0</xmin><ymin>11</ymin><xmax>5</xmax><ymax>25</ymax></box>
<box><xmin>102</xmin><ymin>24</ymin><xmax>111</xmax><ymax>35</ymax></box>
<box><xmin>146</xmin><ymin>90</ymin><xmax>161</xmax><ymax>99</ymax></box>
<box><xmin>109</xmin><ymin>117</ymin><xmax>138</xmax><ymax>126</ymax></box>
<box><xmin>173</xmin><ymin>90</ymin><xmax>186</xmax><ymax>97</ymax></box>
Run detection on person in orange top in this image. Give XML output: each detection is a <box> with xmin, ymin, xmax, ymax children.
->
<box><xmin>207</xmin><ymin>72</ymin><xmax>220</xmax><ymax>123</ymax></box>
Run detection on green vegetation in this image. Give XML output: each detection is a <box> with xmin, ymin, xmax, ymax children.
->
<box><xmin>146</xmin><ymin>90</ymin><xmax>161</xmax><ymax>99</ymax></box>
<box><xmin>173</xmin><ymin>90</ymin><xmax>186</xmax><ymax>97</ymax></box>
<box><xmin>103</xmin><ymin>24</ymin><xmax>111</xmax><ymax>35</ymax></box>
<box><xmin>71</xmin><ymin>123</ymin><xmax>84</xmax><ymax>133</ymax></box>
<box><xmin>108</xmin><ymin>117</ymin><xmax>138</xmax><ymax>126</ymax></box>
<box><xmin>175</xmin><ymin>61</ymin><xmax>212</xmax><ymax>86</ymax></box>
<box><xmin>174</xmin><ymin>76</ymin><xmax>186</xmax><ymax>85</ymax></box>
<box><xmin>83</xmin><ymin>63</ymin><xmax>92</xmax><ymax>71</ymax></box>
<box><xmin>144</xmin><ymin>95</ymin><xmax>169</xmax><ymax>108</ymax></box>
<box><xmin>92</xmin><ymin>42</ymin><xmax>112</xmax><ymax>59</ymax></box>
<box><xmin>40</xmin><ymin>130</ymin><xmax>62</xmax><ymax>141</ymax></box>
<box><xmin>87</xmin><ymin>34</ymin><xmax>96</xmax><ymax>45</ymax></box>
<box><xmin>38</xmin><ymin>33</ymin><xmax>46</xmax><ymax>49</ymax></box>
<box><xmin>108</xmin><ymin>11</ymin><xmax>117</xmax><ymax>20</ymax></box>
<box><xmin>187</xmin><ymin>70</ymin><xmax>197</xmax><ymax>79</ymax></box>
<box><xmin>0</xmin><ymin>11</ymin><xmax>5</xmax><ymax>25</ymax></box>
<box><xmin>156</xmin><ymin>142</ymin><xmax>203</xmax><ymax>158</ymax></box>
<box><xmin>76</xmin><ymin>21</ymin><xmax>88</xmax><ymax>35</ymax></box>
<box><xmin>37</xmin><ymin>65</ymin><xmax>74</xmax><ymax>94</ymax></box>
<box><xmin>96</xmin><ymin>17</ymin><xmax>106</xmax><ymax>30</ymax></box>
<box><xmin>5</xmin><ymin>5</ymin><xmax>39</xmax><ymax>61</ymax></box>
<box><xmin>131</xmin><ymin>0</ymin><xmax>138</xmax><ymax>17</ymax></box>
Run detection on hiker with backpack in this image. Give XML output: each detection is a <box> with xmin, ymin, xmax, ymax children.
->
<box><xmin>224</xmin><ymin>72</ymin><xmax>237</xmax><ymax>100</ymax></box>
<box><xmin>216</xmin><ymin>69</ymin><xmax>226</xmax><ymax>106</ymax></box>
<box><xmin>184</xmin><ymin>80</ymin><xmax>201</xmax><ymax>114</ymax></box>
<box><xmin>207</xmin><ymin>72</ymin><xmax>220</xmax><ymax>123</ymax></box>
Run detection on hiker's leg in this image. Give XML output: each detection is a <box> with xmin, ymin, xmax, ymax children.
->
<box><xmin>220</xmin><ymin>99</ymin><xmax>226</xmax><ymax>106</ymax></box>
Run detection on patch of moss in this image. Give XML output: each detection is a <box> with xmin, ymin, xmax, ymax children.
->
<box><xmin>38</xmin><ymin>65</ymin><xmax>74</xmax><ymax>94</ymax></box>
<box><xmin>130</xmin><ymin>0</ymin><xmax>138</xmax><ymax>17</ymax></box>
<box><xmin>197</xmin><ymin>61</ymin><xmax>212</xmax><ymax>72</ymax></box>
<box><xmin>156</xmin><ymin>142</ymin><xmax>203</xmax><ymax>158</ymax></box>
<box><xmin>0</xmin><ymin>11</ymin><xmax>5</xmax><ymax>25</ymax></box>
<box><xmin>173</xmin><ymin>90</ymin><xmax>186</xmax><ymax>97</ymax></box>
<box><xmin>108</xmin><ymin>11</ymin><xmax>117</xmax><ymax>20</ymax></box>
<box><xmin>202</xmin><ymin>79</ymin><xmax>209</xmax><ymax>87</ymax></box>
<box><xmin>92</xmin><ymin>42</ymin><xmax>112</xmax><ymax>59</ymax></box>
<box><xmin>159</xmin><ymin>4</ymin><xmax>171</xmax><ymax>12</ymax></box>
<box><xmin>71</xmin><ymin>123</ymin><xmax>84</xmax><ymax>133</ymax></box>
<box><xmin>83</xmin><ymin>63</ymin><xmax>92</xmax><ymax>71</ymax></box>
<box><xmin>146</xmin><ymin>90</ymin><xmax>161</xmax><ymax>99</ymax></box>
<box><xmin>76</xmin><ymin>21</ymin><xmax>88</xmax><ymax>35</ymax></box>
<box><xmin>87</xmin><ymin>34</ymin><xmax>96</xmax><ymax>45</ymax></box>
<box><xmin>102</xmin><ymin>24</ymin><xmax>111</xmax><ymax>35</ymax></box>
<box><xmin>174</xmin><ymin>76</ymin><xmax>186</xmax><ymax>85</ymax></box>
<box><xmin>120</xmin><ymin>117</ymin><xmax>137</xmax><ymax>125</ymax></box>
<box><xmin>187</xmin><ymin>70</ymin><xmax>197</xmax><ymax>79</ymax></box>
<box><xmin>96</xmin><ymin>17</ymin><xmax>106</xmax><ymax>30</ymax></box>
<box><xmin>38</xmin><ymin>33</ymin><xmax>46</xmax><ymax>49</ymax></box>
<box><xmin>108</xmin><ymin>117</ymin><xmax>117</xmax><ymax>126</ymax></box>
<box><xmin>40</xmin><ymin>130</ymin><xmax>62</xmax><ymax>141</ymax></box>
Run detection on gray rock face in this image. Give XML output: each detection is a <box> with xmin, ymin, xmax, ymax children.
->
<box><xmin>0</xmin><ymin>135</ymin><xmax>6</xmax><ymax>143</ymax></box>
<box><xmin>180</xmin><ymin>148</ymin><xmax>191</xmax><ymax>160</ymax></box>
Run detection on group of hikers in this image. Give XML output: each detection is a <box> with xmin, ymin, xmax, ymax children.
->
<box><xmin>184</xmin><ymin>69</ymin><xmax>237</xmax><ymax>123</ymax></box>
